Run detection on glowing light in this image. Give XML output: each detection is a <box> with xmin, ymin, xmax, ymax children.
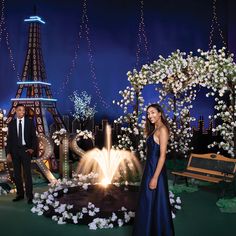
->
<box><xmin>24</xmin><ymin>16</ymin><xmax>45</xmax><ymax>24</ymax></box>
<box><xmin>101</xmin><ymin>178</ymin><xmax>110</xmax><ymax>188</ymax></box>
<box><xmin>77</xmin><ymin>124</ymin><xmax>142</xmax><ymax>188</ymax></box>
<box><xmin>17</xmin><ymin>81</ymin><xmax>51</xmax><ymax>86</ymax></box>
<box><xmin>11</xmin><ymin>98</ymin><xmax>57</xmax><ymax>102</ymax></box>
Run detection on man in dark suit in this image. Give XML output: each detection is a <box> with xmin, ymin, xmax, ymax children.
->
<box><xmin>6</xmin><ymin>104</ymin><xmax>37</xmax><ymax>204</ymax></box>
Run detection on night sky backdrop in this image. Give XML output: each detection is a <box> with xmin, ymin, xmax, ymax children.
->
<box><xmin>0</xmin><ymin>0</ymin><xmax>235</xmax><ymax>127</ymax></box>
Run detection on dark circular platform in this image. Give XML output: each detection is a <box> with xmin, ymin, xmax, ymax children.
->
<box><xmin>44</xmin><ymin>184</ymin><xmax>140</xmax><ymax>225</ymax></box>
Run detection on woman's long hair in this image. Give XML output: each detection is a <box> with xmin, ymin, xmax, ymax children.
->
<box><xmin>144</xmin><ymin>104</ymin><xmax>170</xmax><ymax>137</ymax></box>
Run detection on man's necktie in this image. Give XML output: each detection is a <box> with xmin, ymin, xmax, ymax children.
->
<box><xmin>18</xmin><ymin>119</ymin><xmax>22</xmax><ymax>146</ymax></box>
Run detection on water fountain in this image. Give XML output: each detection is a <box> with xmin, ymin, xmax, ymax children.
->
<box><xmin>78</xmin><ymin>124</ymin><xmax>141</xmax><ymax>186</ymax></box>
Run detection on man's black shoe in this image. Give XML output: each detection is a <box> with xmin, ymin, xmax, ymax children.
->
<box><xmin>12</xmin><ymin>196</ymin><xmax>24</xmax><ymax>202</ymax></box>
<box><xmin>27</xmin><ymin>199</ymin><xmax>33</xmax><ymax>204</ymax></box>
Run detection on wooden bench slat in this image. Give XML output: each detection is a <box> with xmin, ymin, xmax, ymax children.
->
<box><xmin>187</xmin><ymin>166</ymin><xmax>235</xmax><ymax>179</ymax></box>
<box><xmin>187</xmin><ymin>153</ymin><xmax>236</xmax><ymax>163</ymax></box>
<box><xmin>171</xmin><ymin>171</ymin><xmax>222</xmax><ymax>183</ymax></box>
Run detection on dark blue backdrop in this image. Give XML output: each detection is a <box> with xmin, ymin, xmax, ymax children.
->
<box><xmin>0</xmin><ymin>0</ymin><xmax>234</xmax><ymax>126</ymax></box>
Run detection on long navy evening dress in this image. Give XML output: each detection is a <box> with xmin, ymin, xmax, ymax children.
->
<box><xmin>133</xmin><ymin>133</ymin><xmax>175</xmax><ymax>236</ymax></box>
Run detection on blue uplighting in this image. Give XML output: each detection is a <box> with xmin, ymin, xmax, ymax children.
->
<box><xmin>11</xmin><ymin>98</ymin><xmax>57</xmax><ymax>102</ymax></box>
<box><xmin>24</xmin><ymin>16</ymin><xmax>46</xmax><ymax>24</ymax></box>
<box><xmin>17</xmin><ymin>81</ymin><xmax>51</xmax><ymax>86</ymax></box>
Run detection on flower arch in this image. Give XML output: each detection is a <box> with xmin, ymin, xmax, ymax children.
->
<box><xmin>114</xmin><ymin>47</ymin><xmax>236</xmax><ymax>159</ymax></box>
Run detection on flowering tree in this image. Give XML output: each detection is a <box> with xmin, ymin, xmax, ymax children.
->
<box><xmin>69</xmin><ymin>91</ymin><xmax>97</xmax><ymax>122</ymax></box>
<box><xmin>199</xmin><ymin>47</ymin><xmax>236</xmax><ymax>158</ymax></box>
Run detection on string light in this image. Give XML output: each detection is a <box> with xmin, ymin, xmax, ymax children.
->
<box><xmin>0</xmin><ymin>0</ymin><xmax>20</xmax><ymax>81</ymax></box>
<box><xmin>209</xmin><ymin>0</ymin><xmax>227</xmax><ymax>49</ymax></box>
<box><xmin>32</xmin><ymin>134</ymin><xmax>56</xmax><ymax>183</ymax></box>
<box><xmin>0</xmin><ymin>110</ymin><xmax>15</xmax><ymax>186</ymax></box>
<box><xmin>56</xmin><ymin>0</ymin><xmax>110</xmax><ymax>109</ymax></box>
<box><xmin>135</xmin><ymin>0</ymin><xmax>150</xmax><ymax>68</ymax></box>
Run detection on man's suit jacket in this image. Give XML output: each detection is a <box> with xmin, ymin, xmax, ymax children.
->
<box><xmin>6</xmin><ymin>117</ymin><xmax>37</xmax><ymax>155</ymax></box>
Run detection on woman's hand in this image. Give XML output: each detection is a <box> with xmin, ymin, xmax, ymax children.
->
<box><xmin>149</xmin><ymin>177</ymin><xmax>158</xmax><ymax>190</ymax></box>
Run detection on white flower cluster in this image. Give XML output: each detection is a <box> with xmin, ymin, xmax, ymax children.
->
<box><xmin>166</xmin><ymin>105</ymin><xmax>195</xmax><ymax>157</ymax></box>
<box><xmin>31</xmin><ymin>176</ymin><xmax>98</xmax><ymax>225</ymax></box>
<box><xmin>69</xmin><ymin>91</ymin><xmax>97</xmax><ymax>121</ymax></box>
<box><xmin>76</xmin><ymin>129</ymin><xmax>94</xmax><ymax>141</ymax></box>
<box><xmin>199</xmin><ymin>47</ymin><xmax>236</xmax><ymax>157</ymax></box>
<box><xmin>88</xmin><ymin>207</ymin><xmax>135</xmax><ymax>230</ymax></box>
<box><xmin>52</xmin><ymin>128</ymin><xmax>67</xmax><ymax>146</ymax></box>
<box><xmin>169</xmin><ymin>191</ymin><xmax>182</xmax><ymax>219</ymax></box>
<box><xmin>113</xmin><ymin>111</ymin><xmax>147</xmax><ymax>161</ymax></box>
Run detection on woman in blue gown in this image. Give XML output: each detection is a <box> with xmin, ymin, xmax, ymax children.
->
<box><xmin>133</xmin><ymin>104</ymin><xmax>175</xmax><ymax>236</ymax></box>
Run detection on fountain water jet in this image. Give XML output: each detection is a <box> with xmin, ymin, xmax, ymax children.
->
<box><xmin>77</xmin><ymin>124</ymin><xmax>142</xmax><ymax>187</ymax></box>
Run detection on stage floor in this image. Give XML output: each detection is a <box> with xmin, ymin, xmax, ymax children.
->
<box><xmin>0</xmin><ymin>184</ymin><xmax>235</xmax><ymax>236</ymax></box>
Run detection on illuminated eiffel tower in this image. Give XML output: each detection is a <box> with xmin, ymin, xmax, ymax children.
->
<box><xmin>6</xmin><ymin>11</ymin><xmax>65</xmax><ymax>135</ymax></box>
<box><xmin>5</xmin><ymin>10</ymin><xmax>65</xmax><ymax>183</ymax></box>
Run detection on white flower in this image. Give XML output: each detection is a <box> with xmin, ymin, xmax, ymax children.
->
<box><xmin>37</xmin><ymin>211</ymin><xmax>43</xmax><ymax>216</ymax></box>
<box><xmin>88</xmin><ymin>222</ymin><xmax>97</xmax><ymax>230</ymax></box>
<box><xmin>31</xmin><ymin>207</ymin><xmax>37</xmax><ymax>213</ymax></box>
<box><xmin>111</xmin><ymin>213</ymin><xmax>118</xmax><ymax>221</ymax></box>
<box><xmin>172</xmin><ymin>212</ymin><xmax>176</xmax><ymax>219</ymax></box>
<box><xmin>52</xmin><ymin>215</ymin><xmax>58</xmax><ymax>221</ymax></box>
<box><xmin>63</xmin><ymin>188</ymin><xmax>68</xmax><ymax>194</ymax></box>
<box><xmin>175</xmin><ymin>205</ymin><xmax>182</xmax><ymax>210</ymax></box>
<box><xmin>72</xmin><ymin>215</ymin><xmax>78</xmax><ymax>224</ymax></box>
<box><xmin>82</xmin><ymin>207</ymin><xmax>88</xmax><ymax>213</ymax></box>
<box><xmin>118</xmin><ymin>219</ymin><xmax>124</xmax><ymax>227</ymax></box>
<box><xmin>57</xmin><ymin>217</ymin><xmax>66</xmax><ymax>225</ymax></box>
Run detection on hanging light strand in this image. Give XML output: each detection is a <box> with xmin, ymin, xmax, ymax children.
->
<box><xmin>209</xmin><ymin>0</ymin><xmax>227</xmax><ymax>49</ymax></box>
<box><xmin>0</xmin><ymin>0</ymin><xmax>20</xmax><ymax>81</ymax></box>
<box><xmin>82</xmin><ymin>0</ymin><xmax>110</xmax><ymax>109</ymax></box>
<box><xmin>57</xmin><ymin>0</ymin><xmax>110</xmax><ymax>109</ymax></box>
<box><xmin>135</xmin><ymin>0</ymin><xmax>150</xmax><ymax>68</ymax></box>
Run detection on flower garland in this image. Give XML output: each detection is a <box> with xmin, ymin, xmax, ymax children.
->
<box><xmin>76</xmin><ymin>129</ymin><xmax>94</xmax><ymax>141</ymax></box>
<box><xmin>52</xmin><ymin>129</ymin><xmax>94</xmax><ymax>146</ymax></box>
<box><xmin>52</xmin><ymin>128</ymin><xmax>67</xmax><ymax>146</ymax></box>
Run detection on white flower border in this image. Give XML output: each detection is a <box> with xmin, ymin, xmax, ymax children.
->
<box><xmin>31</xmin><ymin>173</ymin><xmax>181</xmax><ymax>229</ymax></box>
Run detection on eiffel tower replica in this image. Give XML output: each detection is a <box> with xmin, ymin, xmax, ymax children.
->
<box><xmin>6</xmin><ymin>10</ymin><xmax>65</xmax><ymax>135</ymax></box>
<box><xmin>5</xmin><ymin>10</ymin><xmax>66</xmax><ymax>183</ymax></box>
